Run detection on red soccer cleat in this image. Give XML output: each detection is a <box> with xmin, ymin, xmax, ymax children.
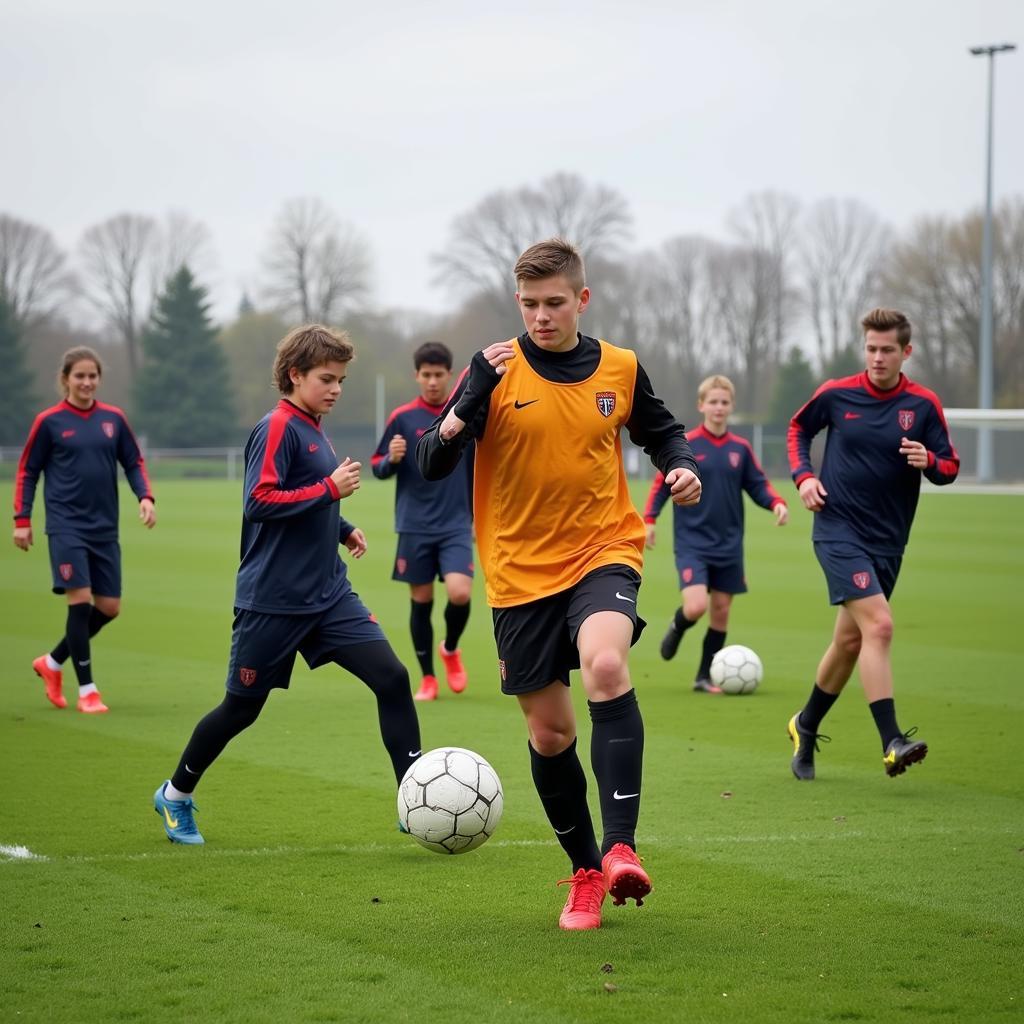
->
<box><xmin>413</xmin><ymin>675</ymin><xmax>438</xmax><ymax>702</ymax></box>
<box><xmin>602</xmin><ymin>843</ymin><xmax>652</xmax><ymax>907</ymax></box>
<box><xmin>557</xmin><ymin>868</ymin><xmax>606</xmax><ymax>930</ymax></box>
<box><xmin>33</xmin><ymin>655</ymin><xmax>67</xmax><ymax>709</ymax></box>
<box><xmin>77</xmin><ymin>691</ymin><xmax>109</xmax><ymax>714</ymax></box>
<box><xmin>437</xmin><ymin>644</ymin><xmax>467</xmax><ymax>693</ymax></box>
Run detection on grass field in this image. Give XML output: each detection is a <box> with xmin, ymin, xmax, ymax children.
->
<box><xmin>1</xmin><ymin>478</ymin><xmax>1021</xmax><ymax>1024</ymax></box>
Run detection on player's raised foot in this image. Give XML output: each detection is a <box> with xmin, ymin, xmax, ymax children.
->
<box><xmin>32</xmin><ymin>655</ymin><xmax>67</xmax><ymax>709</ymax></box>
<box><xmin>413</xmin><ymin>674</ymin><xmax>439</xmax><ymax>701</ymax></box>
<box><xmin>601</xmin><ymin>843</ymin><xmax>652</xmax><ymax>907</ymax></box>
<box><xmin>76</xmin><ymin>691</ymin><xmax>109</xmax><ymax>714</ymax></box>
<box><xmin>659</xmin><ymin>620</ymin><xmax>682</xmax><ymax>660</ymax></box>
<box><xmin>153</xmin><ymin>782</ymin><xmax>204</xmax><ymax>845</ymax></box>
<box><xmin>883</xmin><ymin>728</ymin><xmax>928</xmax><ymax>777</ymax></box>
<box><xmin>788</xmin><ymin>712</ymin><xmax>829</xmax><ymax>780</ymax></box>
<box><xmin>557</xmin><ymin>868</ymin><xmax>606</xmax><ymax>930</ymax></box>
<box><xmin>438</xmin><ymin>644</ymin><xmax>467</xmax><ymax>693</ymax></box>
<box><xmin>693</xmin><ymin>676</ymin><xmax>723</xmax><ymax>694</ymax></box>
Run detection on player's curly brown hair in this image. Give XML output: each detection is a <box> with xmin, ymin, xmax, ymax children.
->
<box><xmin>514</xmin><ymin>238</ymin><xmax>586</xmax><ymax>294</ymax></box>
<box><xmin>861</xmin><ymin>308</ymin><xmax>912</xmax><ymax>347</ymax></box>
<box><xmin>272</xmin><ymin>324</ymin><xmax>354</xmax><ymax>394</ymax></box>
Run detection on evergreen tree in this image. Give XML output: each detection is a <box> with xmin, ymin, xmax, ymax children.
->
<box><xmin>769</xmin><ymin>345</ymin><xmax>816</xmax><ymax>426</ymax></box>
<box><xmin>821</xmin><ymin>344</ymin><xmax>863</xmax><ymax>382</ymax></box>
<box><xmin>0</xmin><ymin>294</ymin><xmax>39</xmax><ymax>445</ymax></box>
<box><xmin>134</xmin><ymin>267</ymin><xmax>237</xmax><ymax>446</ymax></box>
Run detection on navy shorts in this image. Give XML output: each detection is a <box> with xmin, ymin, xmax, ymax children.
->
<box><xmin>674</xmin><ymin>550</ymin><xmax>747</xmax><ymax>595</ymax></box>
<box><xmin>47</xmin><ymin>534</ymin><xmax>121</xmax><ymax>596</ymax></box>
<box><xmin>814</xmin><ymin>540</ymin><xmax>902</xmax><ymax>605</ymax></box>
<box><xmin>491</xmin><ymin>564</ymin><xmax>646</xmax><ymax>696</ymax></box>
<box><xmin>226</xmin><ymin>586</ymin><xmax>386</xmax><ymax>696</ymax></box>
<box><xmin>392</xmin><ymin>531</ymin><xmax>474</xmax><ymax>585</ymax></box>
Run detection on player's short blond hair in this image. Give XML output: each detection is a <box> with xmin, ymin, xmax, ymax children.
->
<box><xmin>272</xmin><ymin>324</ymin><xmax>354</xmax><ymax>394</ymax></box>
<box><xmin>698</xmin><ymin>374</ymin><xmax>735</xmax><ymax>403</ymax></box>
<box><xmin>514</xmin><ymin>238</ymin><xmax>586</xmax><ymax>294</ymax></box>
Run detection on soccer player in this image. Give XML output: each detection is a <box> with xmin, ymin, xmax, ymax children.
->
<box><xmin>644</xmin><ymin>374</ymin><xmax>788</xmax><ymax>692</ymax></box>
<box><xmin>372</xmin><ymin>341</ymin><xmax>474</xmax><ymax>702</ymax></box>
<box><xmin>13</xmin><ymin>346</ymin><xmax>156</xmax><ymax>714</ymax></box>
<box><xmin>153</xmin><ymin>325</ymin><xmax>422</xmax><ymax>845</ymax></box>
<box><xmin>417</xmin><ymin>239</ymin><xmax>701</xmax><ymax>930</ymax></box>
<box><xmin>786</xmin><ymin>308</ymin><xmax>959</xmax><ymax>780</ymax></box>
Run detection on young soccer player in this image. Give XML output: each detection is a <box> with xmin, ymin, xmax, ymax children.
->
<box><xmin>786</xmin><ymin>308</ymin><xmax>959</xmax><ymax>780</ymax></box>
<box><xmin>153</xmin><ymin>325</ymin><xmax>422</xmax><ymax>844</ymax></box>
<box><xmin>644</xmin><ymin>374</ymin><xmax>788</xmax><ymax>692</ymax></box>
<box><xmin>417</xmin><ymin>239</ymin><xmax>701</xmax><ymax>930</ymax></box>
<box><xmin>13</xmin><ymin>347</ymin><xmax>156</xmax><ymax>713</ymax></box>
<box><xmin>372</xmin><ymin>341</ymin><xmax>474</xmax><ymax>701</ymax></box>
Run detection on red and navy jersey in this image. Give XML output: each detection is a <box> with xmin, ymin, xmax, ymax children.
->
<box><xmin>13</xmin><ymin>399</ymin><xmax>153</xmax><ymax>540</ymax></box>
<box><xmin>235</xmin><ymin>400</ymin><xmax>357</xmax><ymax>614</ymax></box>
<box><xmin>788</xmin><ymin>372</ymin><xmax>959</xmax><ymax>555</ymax></box>
<box><xmin>644</xmin><ymin>426</ymin><xmax>785</xmax><ymax>561</ymax></box>
<box><xmin>372</xmin><ymin>397</ymin><xmax>472</xmax><ymax>535</ymax></box>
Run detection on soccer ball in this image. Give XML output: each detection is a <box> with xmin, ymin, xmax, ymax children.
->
<box><xmin>710</xmin><ymin>644</ymin><xmax>763</xmax><ymax>695</ymax></box>
<box><xmin>397</xmin><ymin>747</ymin><xmax>503</xmax><ymax>854</ymax></box>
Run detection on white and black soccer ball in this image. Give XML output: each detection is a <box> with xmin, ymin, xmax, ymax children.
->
<box><xmin>710</xmin><ymin>644</ymin><xmax>763</xmax><ymax>695</ymax></box>
<box><xmin>397</xmin><ymin>747</ymin><xmax>503</xmax><ymax>854</ymax></box>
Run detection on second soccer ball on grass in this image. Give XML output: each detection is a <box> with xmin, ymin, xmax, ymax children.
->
<box><xmin>710</xmin><ymin>644</ymin><xmax>763</xmax><ymax>695</ymax></box>
<box><xmin>398</xmin><ymin>747</ymin><xmax>504</xmax><ymax>854</ymax></box>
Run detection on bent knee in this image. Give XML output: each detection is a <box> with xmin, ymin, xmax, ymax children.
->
<box><xmin>863</xmin><ymin>615</ymin><xmax>894</xmax><ymax>646</ymax></box>
<box><xmin>683</xmin><ymin>597</ymin><xmax>708</xmax><ymax>621</ymax></box>
<box><xmin>528</xmin><ymin>721</ymin><xmax>576</xmax><ymax>757</ymax></box>
<box><xmin>94</xmin><ymin>598</ymin><xmax>121</xmax><ymax>618</ymax></box>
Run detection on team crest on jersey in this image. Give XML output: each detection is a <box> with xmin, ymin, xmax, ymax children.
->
<box><xmin>308</xmin><ymin>443</ymin><xmax>319</xmax><ymax>453</ymax></box>
<box><xmin>852</xmin><ymin>572</ymin><xmax>871</xmax><ymax>590</ymax></box>
<box><xmin>595</xmin><ymin>391</ymin><xmax>616</xmax><ymax>417</ymax></box>
<box><xmin>59</xmin><ymin>563</ymin><xmax>74</xmax><ymax>581</ymax></box>
<box><xmin>682</xmin><ymin>567</ymin><xmax>693</xmax><ymax>584</ymax></box>
<box><xmin>62</xmin><ymin>429</ymin><xmax>75</xmax><ymax>438</ymax></box>
<box><xmin>239</xmin><ymin>667</ymin><xmax>258</xmax><ymax>686</ymax></box>
<box><xmin>368</xmin><ymin>612</ymin><xmax>378</xmax><ymax>624</ymax></box>
<box><xmin>498</xmin><ymin>659</ymin><xmax>507</xmax><ymax>682</ymax></box>
<box><xmin>898</xmin><ymin>409</ymin><xmax>915</xmax><ymax>431</ymax></box>
<box><xmin>396</xmin><ymin>558</ymin><xmax>407</xmax><ymax>575</ymax></box>
<box><xmin>102</xmin><ymin>421</ymin><xmax>115</xmax><ymax>439</ymax></box>
<box><xmin>729</xmin><ymin>451</ymin><xmax>741</xmax><ymax>469</ymax></box>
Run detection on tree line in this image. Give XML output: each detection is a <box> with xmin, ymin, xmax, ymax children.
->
<box><xmin>2</xmin><ymin>175</ymin><xmax>1022</xmax><ymax>448</ymax></box>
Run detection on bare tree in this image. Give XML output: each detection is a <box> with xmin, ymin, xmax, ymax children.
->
<box><xmin>800</xmin><ymin>198</ymin><xmax>886</xmax><ymax>366</ymax></box>
<box><xmin>432</xmin><ymin>173</ymin><xmax>632</xmax><ymax>302</ymax></box>
<box><xmin>0</xmin><ymin>214</ymin><xmax>75</xmax><ymax>328</ymax></box>
<box><xmin>151</xmin><ymin>211</ymin><xmax>215</xmax><ymax>296</ymax></box>
<box><xmin>78</xmin><ymin>213</ymin><xmax>158</xmax><ymax>374</ymax></box>
<box><xmin>262</xmin><ymin>198</ymin><xmax>371</xmax><ymax>324</ymax></box>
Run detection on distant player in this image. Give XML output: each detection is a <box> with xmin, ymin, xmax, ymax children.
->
<box><xmin>786</xmin><ymin>308</ymin><xmax>959</xmax><ymax>780</ymax></box>
<box><xmin>417</xmin><ymin>238</ymin><xmax>701</xmax><ymax>930</ymax></box>
<box><xmin>644</xmin><ymin>374</ymin><xmax>788</xmax><ymax>692</ymax></box>
<box><xmin>372</xmin><ymin>341</ymin><xmax>474</xmax><ymax>701</ymax></box>
<box><xmin>13</xmin><ymin>346</ymin><xmax>156</xmax><ymax>714</ymax></box>
<box><xmin>153</xmin><ymin>325</ymin><xmax>421</xmax><ymax>844</ymax></box>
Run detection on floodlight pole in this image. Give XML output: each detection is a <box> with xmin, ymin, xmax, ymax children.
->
<box><xmin>969</xmin><ymin>42</ymin><xmax>1016</xmax><ymax>482</ymax></box>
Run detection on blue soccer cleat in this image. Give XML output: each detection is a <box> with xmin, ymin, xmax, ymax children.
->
<box><xmin>153</xmin><ymin>781</ymin><xmax>204</xmax><ymax>845</ymax></box>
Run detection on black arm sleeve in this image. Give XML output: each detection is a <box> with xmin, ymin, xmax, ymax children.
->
<box><xmin>625</xmin><ymin>362</ymin><xmax>699</xmax><ymax>479</ymax></box>
<box><xmin>415</xmin><ymin>371</ymin><xmax>491</xmax><ymax>481</ymax></box>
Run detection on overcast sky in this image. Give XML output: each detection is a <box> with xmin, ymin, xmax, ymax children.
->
<box><xmin>2</xmin><ymin>0</ymin><xmax>1021</xmax><ymax>319</ymax></box>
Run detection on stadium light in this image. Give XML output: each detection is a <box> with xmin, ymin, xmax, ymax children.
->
<box><xmin>969</xmin><ymin>42</ymin><xmax>1016</xmax><ymax>483</ymax></box>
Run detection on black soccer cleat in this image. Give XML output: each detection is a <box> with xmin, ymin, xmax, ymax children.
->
<box><xmin>660</xmin><ymin>620</ymin><xmax>683</xmax><ymax>661</ymax></box>
<box><xmin>787</xmin><ymin>712</ymin><xmax>830</xmax><ymax>781</ymax></box>
<box><xmin>883</xmin><ymin>728</ymin><xmax>928</xmax><ymax>777</ymax></box>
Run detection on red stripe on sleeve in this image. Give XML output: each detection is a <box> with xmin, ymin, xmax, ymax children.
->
<box><xmin>13</xmin><ymin>405</ymin><xmax>61</xmax><ymax>521</ymax></box>
<box><xmin>643</xmin><ymin>472</ymin><xmax>666</xmax><ymax>522</ymax></box>
<box><xmin>250</xmin><ymin>408</ymin><xmax>331</xmax><ymax>506</ymax></box>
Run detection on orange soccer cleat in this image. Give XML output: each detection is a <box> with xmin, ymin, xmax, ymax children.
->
<box><xmin>602</xmin><ymin>843</ymin><xmax>652</xmax><ymax>907</ymax></box>
<box><xmin>33</xmin><ymin>655</ymin><xmax>67</xmax><ymax>709</ymax></box>
<box><xmin>413</xmin><ymin>675</ymin><xmax>439</xmax><ymax>702</ymax></box>
<box><xmin>557</xmin><ymin>868</ymin><xmax>606</xmax><ymax>930</ymax></box>
<box><xmin>437</xmin><ymin>644</ymin><xmax>467</xmax><ymax>693</ymax></box>
<box><xmin>77</xmin><ymin>691</ymin><xmax>109</xmax><ymax>714</ymax></box>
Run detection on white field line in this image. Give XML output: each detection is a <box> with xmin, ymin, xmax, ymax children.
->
<box><xmin>0</xmin><ymin>845</ymin><xmax>48</xmax><ymax>862</ymax></box>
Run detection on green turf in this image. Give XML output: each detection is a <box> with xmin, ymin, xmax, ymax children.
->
<box><xmin>1</xmin><ymin>479</ymin><xmax>1021</xmax><ymax>1023</ymax></box>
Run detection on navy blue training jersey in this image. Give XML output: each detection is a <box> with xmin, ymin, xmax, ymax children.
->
<box><xmin>788</xmin><ymin>372</ymin><xmax>959</xmax><ymax>555</ymax></box>
<box><xmin>14</xmin><ymin>400</ymin><xmax>153</xmax><ymax>540</ymax></box>
<box><xmin>372</xmin><ymin>396</ymin><xmax>472</xmax><ymax>534</ymax></box>
<box><xmin>644</xmin><ymin>425</ymin><xmax>785</xmax><ymax>561</ymax></box>
<box><xmin>235</xmin><ymin>400</ymin><xmax>357</xmax><ymax>614</ymax></box>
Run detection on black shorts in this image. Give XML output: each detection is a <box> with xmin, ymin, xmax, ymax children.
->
<box><xmin>674</xmin><ymin>548</ymin><xmax>747</xmax><ymax>595</ymax></box>
<box><xmin>226</xmin><ymin>585</ymin><xmax>385</xmax><ymax>697</ymax></box>
<box><xmin>392</xmin><ymin>531</ymin><xmax>474</xmax><ymax>585</ymax></box>
<box><xmin>47</xmin><ymin>534</ymin><xmax>121</xmax><ymax>596</ymax></box>
<box><xmin>814</xmin><ymin>540</ymin><xmax>902</xmax><ymax>605</ymax></box>
<box><xmin>491</xmin><ymin>565</ymin><xmax>646</xmax><ymax>695</ymax></box>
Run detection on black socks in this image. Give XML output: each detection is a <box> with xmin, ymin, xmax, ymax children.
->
<box><xmin>409</xmin><ymin>599</ymin><xmax>434</xmax><ymax>676</ymax></box>
<box><xmin>529</xmin><ymin>740</ymin><xmax>602</xmax><ymax>872</ymax></box>
<box><xmin>869</xmin><ymin>698</ymin><xmax>902</xmax><ymax>750</ymax></box>
<box><xmin>52</xmin><ymin>606</ymin><xmax>114</xmax><ymax>666</ymax></box>
<box><xmin>697</xmin><ymin>628</ymin><xmax>727</xmax><ymax>680</ymax></box>
<box><xmin>588</xmin><ymin>689</ymin><xmax>644</xmax><ymax>855</ymax></box>
<box><xmin>800</xmin><ymin>683</ymin><xmax>841</xmax><ymax>734</ymax></box>
<box><xmin>443</xmin><ymin>600</ymin><xmax>470</xmax><ymax>653</ymax></box>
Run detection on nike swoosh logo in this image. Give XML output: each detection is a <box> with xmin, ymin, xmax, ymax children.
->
<box><xmin>554</xmin><ymin>826</ymin><xmax>576</xmax><ymax>835</ymax></box>
<box><xmin>408</xmin><ymin>750</ymin><xmax>422</xmax><ymax>758</ymax></box>
<box><xmin>613</xmin><ymin>790</ymin><xmax>639</xmax><ymax>800</ymax></box>
<box><xmin>844</xmin><ymin>412</ymin><xmax>862</xmax><ymax>420</ymax></box>
<box><xmin>184</xmin><ymin>764</ymin><xmax>200</xmax><ymax>775</ymax></box>
<box><xmin>79</xmin><ymin>659</ymin><xmax>91</xmax><ymax>666</ymax></box>
<box><xmin>163</xmin><ymin>807</ymin><xmax>179</xmax><ymax>829</ymax></box>
<box><xmin>514</xmin><ymin>399</ymin><xmax>539</xmax><ymax>409</ymax></box>
<box><xmin>614</xmin><ymin>592</ymin><xmax>635</xmax><ymax>603</ymax></box>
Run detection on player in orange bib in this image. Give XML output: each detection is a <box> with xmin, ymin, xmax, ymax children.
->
<box><xmin>417</xmin><ymin>238</ymin><xmax>701</xmax><ymax>930</ymax></box>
